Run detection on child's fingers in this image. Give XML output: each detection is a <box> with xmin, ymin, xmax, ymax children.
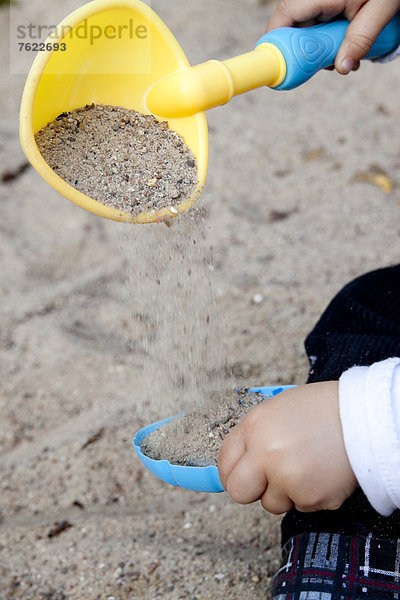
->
<box><xmin>336</xmin><ymin>0</ymin><xmax>400</xmax><ymax>73</ymax></box>
<box><xmin>224</xmin><ymin>453</ymin><xmax>268</xmax><ymax>504</ymax></box>
<box><xmin>266</xmin><ymin>0</ymin><xmax>344</xmax><ymax>32</ymax></box>
<box><xmin>261</xmin><ymin>484</ymin><xmax>294</xmax><ymax>515</ymax></box>
<box><xmin>217</xmin><ymin>427</ymin><xmax>246</xmax><ymax>489</ymax></box>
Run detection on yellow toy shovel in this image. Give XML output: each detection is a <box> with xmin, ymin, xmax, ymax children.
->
<box><xmin>20</xmin><ymin>0</ymin><xmax>400</xmax><ymax>224</ymax></box>
<box><xmin>19</xmin><ymin>0</ymin><xmax>208</xmax><ymax>224</ymax></box>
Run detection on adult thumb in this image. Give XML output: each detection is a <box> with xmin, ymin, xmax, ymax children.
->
<box><xmin>335</xmin><ymin>3</ymin><xmax>400</xmax><ymax>74</ymax></box>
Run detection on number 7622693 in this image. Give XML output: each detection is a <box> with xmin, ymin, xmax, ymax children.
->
<box><xmin>18</xmin><ymin>42</ymin><xmax>67</xmax><ymax>51</ymax></box>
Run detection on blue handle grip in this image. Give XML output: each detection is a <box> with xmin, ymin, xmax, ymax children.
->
<box><xmin>256</xmin><ymin>13</ymin><xmax>400</xmax><ymax>90</ymax></box>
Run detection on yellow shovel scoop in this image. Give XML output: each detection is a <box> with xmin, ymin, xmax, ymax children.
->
<box><xmin>20</xmin><ymin>0</ymin><xmax>400</xmax><ymax>223</ymax></box>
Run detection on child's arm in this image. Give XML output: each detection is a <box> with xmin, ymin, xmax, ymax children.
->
<box><xmin>266</xmin><ymin>0</ymin><xmax>400</xmax><ymax>74</ymax></box>
<box><xmin>218</xmin><ymin>381</ymin><xmax>358</xmax><ymax>513</ymax></box>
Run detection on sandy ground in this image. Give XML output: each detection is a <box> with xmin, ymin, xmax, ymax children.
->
<box><xmin>1</xmin><ymin>0</ymin><xmax>400</xmax><ymax>598</ymax></box>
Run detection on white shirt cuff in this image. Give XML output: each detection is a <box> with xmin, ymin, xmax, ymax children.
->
<box><xmin>339</xmin><ymin>358</ymin><xmax>400</xmax><ymax>516</ymax></box>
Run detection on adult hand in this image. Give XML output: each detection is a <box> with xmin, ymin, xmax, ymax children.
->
<box><xmin>266</xmin><ymin>0</ymin><xmax>400</xmax><ymax>74</ymax></box>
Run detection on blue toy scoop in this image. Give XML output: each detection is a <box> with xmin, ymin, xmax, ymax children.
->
<box><xmin>133</xmin><ymin>385</ymin><xmax>295</xmax><ymax>493</ymax></box>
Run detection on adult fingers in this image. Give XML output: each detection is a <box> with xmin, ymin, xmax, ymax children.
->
<box><xmin>224</xmin><ymin>454</ymin><xmax>267</xmax><ymax>504</ymax></box>
<box><xmin>217</xmin><ymin>427</ymin><xmax>246</xmax><ymax>489</ymax></box>
<box><xmin>336</xmin><ymin>0</ymin><xmax>400</xmax><ymax>73</ymax></box>
<box><xmin>266</xmin><ymin>0</ymin><xmax>345</xmax><ymax>31</ymax></box>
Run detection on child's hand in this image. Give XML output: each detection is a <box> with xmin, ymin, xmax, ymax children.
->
<box><xmin>218</xmin><ymin>382</ymin><xmax>358</xmax><ymax>514</ymax></box>
<box><xmin>266</xmin><ymin>0</ymin><xmax>400</xmax><ymax>74</ymax></box>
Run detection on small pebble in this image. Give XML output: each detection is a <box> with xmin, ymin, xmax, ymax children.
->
<box><xmin>113</xmin><ymin>567</ymin><xmax>123</xmax><ymax>579</ymax></box>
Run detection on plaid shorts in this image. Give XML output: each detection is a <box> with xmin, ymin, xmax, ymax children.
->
<box><xmin>271</xmin><ymin>532</ymin><xmax>400</xmax><ymax>600</ymax></box>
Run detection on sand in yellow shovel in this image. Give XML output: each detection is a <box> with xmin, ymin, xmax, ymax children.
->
<box><xmin>20</xmin><ymin>0</ymin><xmax>400</xmax><ymax>223</ymax></box>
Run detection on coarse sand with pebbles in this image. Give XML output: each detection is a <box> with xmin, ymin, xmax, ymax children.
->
<box><xmin>35</xmin><ymin>104</ymin><xmax>199</xmax><ymax>216</ymax></box>
<box><xmin>142</xmin><ymin>390</ymin><xmax>264</xmax><ymax>467</ymax></box>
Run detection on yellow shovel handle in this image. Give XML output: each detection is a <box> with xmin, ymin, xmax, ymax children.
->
<box><xmin>146</xmin><ymin>43</ymin><xmax>286</xmax><ymax>119</ymax></box>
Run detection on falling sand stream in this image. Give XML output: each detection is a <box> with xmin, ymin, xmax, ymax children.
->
<box><xmin>121</xmin><ymin>206</ymin><xmax>232</xmax><ymax>432</ymax></box>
